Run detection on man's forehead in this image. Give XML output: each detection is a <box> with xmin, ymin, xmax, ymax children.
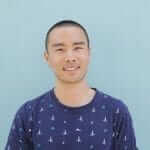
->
<box><xmin>48</xmin><ymin>27</ymin><xmax>87</xmax><ymax>45</ymax></box>
<box><xmin>48</xmin><ymin>26</ymin><xmax>86</xmax><ymax>39</ymax></box>
<box><xmin>50</xmin><ymin>25</ymin><xmax>84</xmax><ymax>33</ymax></box>
<box><xmin>51</xmin><ymin>41</ymin><xmax>87</xmax><ymax>47</ymax></box>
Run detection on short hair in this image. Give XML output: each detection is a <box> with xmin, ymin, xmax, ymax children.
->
<box><xmin>45</xmin><ymin>20</ymin><xmax>90</xmax><ymax>51</ymax></box>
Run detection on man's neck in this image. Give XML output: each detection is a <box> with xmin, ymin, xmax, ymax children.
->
<box><xmin>54</xmin><ymin>80</ymin><xmax>95</xmax><ymax>107</ymax></box>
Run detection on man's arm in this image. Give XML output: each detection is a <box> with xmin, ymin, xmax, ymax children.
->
<box><xmin>112</xmin><ymin>100</ymin><xmax>138</xmax><ymax>150</ymax></box>
<box><xmin>5</xmin><ymin>103</ymin><xmax>34</xmax><ymax>150</ymax></box>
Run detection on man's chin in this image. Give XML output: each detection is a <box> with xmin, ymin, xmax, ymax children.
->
<box><xmin>55</xmin><ymin>72</ymin><xmax>87</xmax><ymax>85</ymax></box>
<box><xmin>56</xmin><ymin>76</ymin><xmax>86</xmax><ymax>84</ymax></box>
<box><xmin>59</xmin><ymin>78</ymin><xmax>83</xmax><ymax>84</ymax></box>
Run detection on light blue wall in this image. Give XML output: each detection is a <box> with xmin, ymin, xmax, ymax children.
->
<box><xmin>1</xmin><ymin>0</ymin><xmax>149</xmax><ymax>149</ymax></box>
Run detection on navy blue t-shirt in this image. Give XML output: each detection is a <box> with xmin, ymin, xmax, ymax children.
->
<box><xmin>5</xmin><ymin>88</ymin><xmax>138</xmax><ymax>150</ymax></box>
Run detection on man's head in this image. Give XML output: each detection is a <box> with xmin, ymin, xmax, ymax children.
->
<box><xmin>44</xmin><ymin>20</ymin><xmax>91</xmax><ymax>84</ymax></box>
<box><xmin>45</xmin><ymin>20</ymin><xmax>90</xmax><ymax>51</ymax></box>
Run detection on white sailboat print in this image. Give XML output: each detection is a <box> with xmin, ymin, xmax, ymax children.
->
<box><xmin>124</xmin><ymin>135</ymin><xmax>127</xmax><ymax>141</ymax></box>
<box><xmin>90</xmin><ymin>130</ymin><xmax>96</xmax><ymax>136</ymax></box>
<box><xmin>76</xmin><ymin>136</ymin><xmax>81</xmax><ymax>143</ymax></box>
<box><xmin>51</xmin><ymin>114</ymin><xmax>55</xmax><ymax>121</ymax></box>
<box><xmin>103</xmin><ymin>116</ymin><xmax>108</xmax><ymax>122</ymax></box>
<box><xmin>75</xmin><ymin>128</ymin><xmax>81</xmax><ymax>132</ymax></box>
<box><xmin>102</xmin><ymin>138</ymin><xmax>106</xmax><ymax>145</ymax></box>
<box><xmin>92</xmin><ymin>107</ymin><xmax>96</xmax><ymax>112</ymax></box>
<box><xmin>48</xmin><ymin>136</ymin><xmax>53</xmax><ymax>143</ymax></box>
<box><xmin>40</xmin><ymin>107</ymin><xmax>44</xmax><ymax>112</ymax></box>
<box><xmin>63</xmin><ymin>129</ymin><xmax>67</xmax><ymax>135</ymax></box>
<box><xmin>116</xmin><ymin>108</ymin><xmax>120</xmax><ymax>114</ymax></box>
<box><xmin>79</xmin><ymin>116</ymin><xmax>83</xmax><ymax>121</ymax></box>
<box><xmin>37</xmin><ymin>129</ymin><xmax>41</xmax><ymax>135</ymax></box>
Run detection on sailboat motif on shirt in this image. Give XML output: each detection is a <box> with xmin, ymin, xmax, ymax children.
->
<box><xmin>112</xmin><ymin>132</ymin><xmax>115</xmax><ymax>137</ymax></box>
<box><xmin>90</xmin><ymin>121</ymin><xmax>94</xmax><ymax>125</ymax></box>
<box><xmin>116</xmin><ymin>108</ymin><xmax>120</xmax><ymax>114</ymax></box>
<box><xmin>49</xmin><ymin>104</ymin><xmax>53</xmax><ymax>108</ymax></box>
<box><xmin>101</xmin><ymin>105</ymin><xmax>106</xmax><ymax>110</ymax></box>
<box><xmin>7</xmin><ymin>145</ymin><xmax>10</xmax><ymax>150</ymax></box>
<box><xmin>28</xmin><ymin>105</ymin><xmax>32</xmax><ymax>109</ymax></box>
<box><xmin>75</xmin><ymin>128</ymin><xmax>81</xmax><ymax>132</ymax></box>
<box><xmin>37</xmin><ymin>129</ymin><xmax>41</xmax><ymax>135</ymax></box>
<box><xmin>48</xmin><ymin>136</ymin><xmax>53</xmax><ymax>143</ymax></box>
<box><xmin>79</xmin><ymin>116</ymin><xmax>83</xmax><ymax>122</ymax></box>
<box><xmin>92</xmin><ymin>107</ymin><xmax>96</xmax><ymax>112</ymax></box>
<box><xmin>29</xmin><ymin>116</ymin><xmax>33</xmax><ymax>121</ymax></box>
<box><xmin>51</xmin><ymin>114</ymin><xmax>55</xmax><ymax>121</ymax></box>
<box><xmin>124</xmin><ymin>135</ymin><xmax>127</xmax><ymax>141</ymax></box>
<box><xmin>89</xmin><ymin>145</ymin><xmax>94</xmax><ymax>149</ymax></box>
<box><xmin>103</xmin><ymin>116</ymin><xmax>108</xmax><ymax>122</ymax></box>
<box><xmin>64</xmin><ymin>120</ymin><xmax>67</xmax><ymax>124</ymax></box>
<box><xmin>76</xmin><ymin>136</ymin><xmax>81</xmax><ymax>143</ymax></box>
<box><xmin>104</xmin><ymin>128</ymin><xmax>108</xmax><ymax>133</ymax></box>
<box><xmin>63</xmin><ymin>129</ymin><xmax>67</xmax><ymax>135</ymax></box>
<box><xmin>50</xmin><ymin>126</ymin><xmax>55</xmax><ymax>130</ymax></box>
<box><xmin>40</xmin><ymin>107</ymin><xmax>44</xmax><ymax>112</ymax></box>
<box><xmin>102</xmin><ymin>138</ymin><xmax>106</xmax><ymax>145</ymax></box>
<box><xmin>90</xmin><ymin>130</ymin><xmax>96</xmax><ymax>136</ymax></box>
<box><xmin>12</xmin><ymin>124</ymin><xmax>15</xmax><ymax>130</ymax></box>
<box><xmin>37</xmin><ymin>144</ymin><xmax>41</xmax><ymax>148</ymax></box>
<box><xmin>19</xmin><ymin>128</ymin><xmax>23</xmax><ymax>132</ymax></box>
<box><xmin>28</xmin><ymin>128</ymin><xmax>32</xmax><ymax>132</ymax></box>
<box><xmin>19</xmin><ymin>139</ymin><xmax>23</xmax><ymax>143</ymax></box>
<box><xmin>38</xmin><ymin>120</ymin><xmax>41</xmax><ymax>124</ymax></box>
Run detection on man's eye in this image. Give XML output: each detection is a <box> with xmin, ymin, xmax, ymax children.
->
<box><xmin>74</xmin><ymin>47</ymin><xmax>83</xmax><ymax>50</ymax></box>
<box><xmin>56</xmin><ymin>49</ymin><xmax>63</xmax><ymax>52</ymax></box>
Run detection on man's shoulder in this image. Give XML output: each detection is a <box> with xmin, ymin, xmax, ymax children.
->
<box><xmin>96</xmin><ymin>89</ymin><xmax>130</xmax><ymax>115</ymax></box>
<box><xmin>16</xmin><ymin>89</ymin><xmax>51</xmax><ymax>116</ymax></box>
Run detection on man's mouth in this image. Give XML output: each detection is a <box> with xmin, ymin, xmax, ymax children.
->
<box><xmin>63</xmin><ymin>66</ymin><xmax>80</xmax><ymax>71</ymax></box>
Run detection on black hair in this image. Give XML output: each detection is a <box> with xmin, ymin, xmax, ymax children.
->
<box><xmin>45</xmin><ymin>20</ymin><xmax>90</xmax><ymax>51</ymax></box>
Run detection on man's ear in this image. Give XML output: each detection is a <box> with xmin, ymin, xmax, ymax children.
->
<box><xmin>44</xmin><ymin>50</ymin><xmax>52</xmax><ymax>68</ymax></box>
<box><xmin>44</xmin><ymin>50</ymin><xmax>49</xmax><ymax>63</ymax></box>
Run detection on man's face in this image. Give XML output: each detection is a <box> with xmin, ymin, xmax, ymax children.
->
<box><xmin>44</xmin><ymin>26</ymin><xmax>90</xmax><ymax>84</ymax></box>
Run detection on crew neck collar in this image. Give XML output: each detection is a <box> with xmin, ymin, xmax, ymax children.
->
<box><xmin>49</xmin><ymin>87</ymin><xmax>99</xmax><ymax>112</ymax></box>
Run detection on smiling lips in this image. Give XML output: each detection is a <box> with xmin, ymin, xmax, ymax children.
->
<box><xmin>63</xmin><ymin>66</ymin><xmax>80</xmax><ymax>71</ymax></box>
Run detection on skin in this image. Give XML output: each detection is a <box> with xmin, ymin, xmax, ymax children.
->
<box><xmin>44</xmin><ymin>26</ymin><xmax>95</xmax><ymax>107</ymax></box>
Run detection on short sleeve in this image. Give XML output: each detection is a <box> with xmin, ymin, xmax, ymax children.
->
<box><xmin>5</xmin><ymin>102</ymin><xmax>34</xmax><ymax>150</ymax></box>
<box><xmin>112</xmin><ymin>100</ymin><xmax>138</xmax><ymax>150</ymax></box>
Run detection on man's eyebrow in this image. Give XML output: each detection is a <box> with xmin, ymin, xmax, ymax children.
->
<box><xmin>73</xmin><ymin>41</ymin><xmax>86</xmax><ymax>46</ymax></box>
<box><xmin>51</xmin><ymin>43</ymin><xmax>65</xmax><ymax>47</ymax></box>
<box><xmin>51</xmin><ymin>41</ymin><xmax>86</xmax><ymax>47</ymax></box>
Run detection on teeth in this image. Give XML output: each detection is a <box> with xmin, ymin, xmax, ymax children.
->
<box><xmin>65</xmin><ymin>67</ymin><xmax>76</xmax><ymax>71</ymax></box>
<box><xmin>64</xmin><ymin>66</ymin><xmax>79</xmax><ymax>71</ymax></box>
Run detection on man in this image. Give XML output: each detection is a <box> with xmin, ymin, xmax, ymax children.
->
<box><xmin>5</xmin><ymin>20</ymin><xmax>138</xmax><ymax>150</ymax></box>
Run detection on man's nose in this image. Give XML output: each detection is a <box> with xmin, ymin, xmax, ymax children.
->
<box><xmin>64</xmin><ymin>50</ymin><xmax>76</xmax><ymax>62</ymax></box>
